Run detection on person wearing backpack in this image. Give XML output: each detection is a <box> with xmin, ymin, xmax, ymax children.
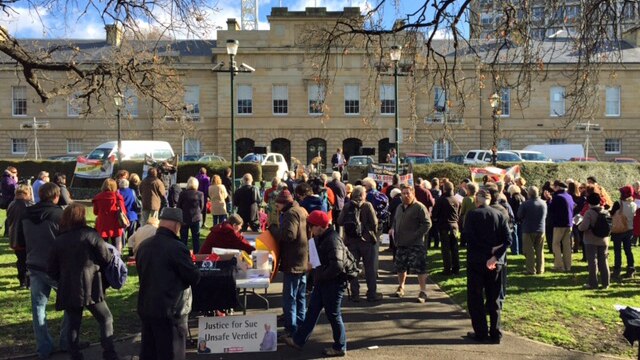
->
<box><xmin>48</xmin><ymin>203</ymin><xmax>119</xmax><ymax>360</ymax></box>
<box><xmin>577</xmin><ymin>192</ymin><xmax>611</xmax><ymax>289</ymax></box>
<box><xmin>283</xmin><ymin>210</ymin><xmax>348</xmax><ymax>357</ymax></box>
<box><xmin>337</xmin><ymin>185</ymin><xmax>381</xmax><ymax>302</ymax></box>
<box><xmin>609</xmin><ymin>185</ymin><xmax>636</xmax><ymax>280</ymax></box>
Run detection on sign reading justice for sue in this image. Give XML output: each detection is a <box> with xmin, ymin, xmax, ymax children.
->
<box><xmin>197</xmin><ymin>314</ymin><xmax>277</xmax><ymax>354</ymax></box>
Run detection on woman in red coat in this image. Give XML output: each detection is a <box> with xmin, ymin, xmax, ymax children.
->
<box><xmin>93</xmin><ymin>178</ymin><xmax>127</xmax><ymax>252</ymax></box>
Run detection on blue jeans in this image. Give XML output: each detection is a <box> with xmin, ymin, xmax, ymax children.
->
<box><xmin>180</xmin><ymin>221</ymin><xmax>200</xmax><ymax>253</ymax></box>
<box><xmin>213</xmin><ymin>215</ymin><xmax>227</xmax><ymax>225</ymax></box>
<box><xmin>612</xmin><ymin>230</ymin><xmax>635</xmax><ymax>272</ymax></box>
<box><xmin>29</xmin><ymin>270</ymin><xmax>70</xmax><ymax>359</ymax></box>
<box><xmin>293</xmin><ymin>281</ymin><xmax>346</xmax><ymax>352</ymax></box>
<box><xmin>510</xmin><ymin>224</ymin><xmax>522</xmax><ymax>255</ymax></box>
<box><xmin>282</xmin><ymin>273</ymin><xmax>307</xmax><ymax>335</ymax></box>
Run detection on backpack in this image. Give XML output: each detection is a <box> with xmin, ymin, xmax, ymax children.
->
<box><xmin>103</xmin><ymin>242</ymin><xmax>128</xmax><ymax>290</ymax></box>
<box><xmin>342</xmin><ymin>203</ymin><xmax>363</xmax><ymax>239</ymax></box>
<box><xmin>590</xmin><ymin>209</ymin><xmax>612</xmax><ymax>238</ymax></box>
<box><xmin>340</xmin><ymin>241</ymin><xmax>360</xmax><ymax>280</ymax></box>
<box><xmin>368</xmin><ymin>190</ymin><xmax>390</xmax><ymax>222</ymax></box>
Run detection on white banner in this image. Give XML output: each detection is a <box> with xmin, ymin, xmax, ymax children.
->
<box><xmin>197</xmin><ymin>314</ymin><xmax>277</xmax><ymax>354</ymax></box>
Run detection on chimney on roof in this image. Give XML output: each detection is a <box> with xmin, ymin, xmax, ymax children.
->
<box><xmin>227</xmin><ymin>18</ymin><xmax>240</xmax><ymax>31</ymax></box>
<box><xmin>105</xmin><ymin>24</ymin><xmax>123</xmax><ymax>47</ymax></box>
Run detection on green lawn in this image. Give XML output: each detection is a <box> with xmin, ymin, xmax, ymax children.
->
<box><xmin>427</xmin><ymin>246</ymin><xmax>640</xmax><ymax>358</ymax></box>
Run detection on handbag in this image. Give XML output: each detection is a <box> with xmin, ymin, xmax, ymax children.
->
<box><xmin>116</xmin><ymin>202</ymin><xmax>130</xmax><ymax>228</ymax></box>
<box><xmin>611</xmin><ymin>205</ymin><xmax>628</xmax><ymax>234</ymax></box>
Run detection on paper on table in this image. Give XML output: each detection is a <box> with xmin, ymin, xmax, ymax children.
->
<box><xmin>309</xmin><ymin>238</ymin><xmax>321</xmax><ymax>268</ymax></box>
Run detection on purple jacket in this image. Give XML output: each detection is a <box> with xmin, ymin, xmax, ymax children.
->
<box><xmin>549</xmin><ymin>190</ymin><xmax>575</xmax><ymax>228</ymax></box>
<box><xmin>1</xmin><ymin>171</ymin><xmax>17</xmax><ymax>202</ymax></box>
<box><xmin>195</xmin><ymin>173</ymin><xmax>210</xmax><ymax>198</ymax></box>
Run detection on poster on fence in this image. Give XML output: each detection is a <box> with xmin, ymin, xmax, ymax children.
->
<box><xmin>469</xmin><ymin>165</ymin><xmax>520</xmax><ymax>184</ymax></box>
<box><xmin>73</xmin><ymin>155</ymin><xmax>115</xmax><ymax>179</ymax></box>
<box><xmin>367</xmin><ymin>173</ymin><xmax>414</xmax><ymax>187</ymax></box>
<box><xmin>197</xmin><ymin>314</ymin><xmax>277</xmax><ymax>354</ymax></box>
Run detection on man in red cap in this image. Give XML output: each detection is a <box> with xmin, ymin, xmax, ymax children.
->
<box><xmin>269</xmin><ymin>189</ymin><xmax>309</xmax><ymax>337</ymax></box>
<box><xmin>284</xmin><ymin>210</ymin><xmax>347</xmax><ymax>357</ymax></box>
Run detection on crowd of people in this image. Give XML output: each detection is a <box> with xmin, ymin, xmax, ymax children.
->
<box><xmin>1</xmin><ymin>162</ymin><xmax>639</xmax><ymax>358</ymax></box>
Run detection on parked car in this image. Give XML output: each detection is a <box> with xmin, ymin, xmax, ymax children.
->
<box><xmin>180</xmin><ymin>154</ymin><xmax>201</xmax><ymax>161</ymax></box>
<box><xmin>569</xmin><ymin>157</ymin><xmax>597</xmax><ymax>162</ymax></box>
<box><xmin>343</xmin><ymin>155</ymin><xmax>374</xmax><ymax>183</ymax></box>
<box><xmin>403</xmin><ymin>153</ymin><xmax>433</xmax><ymax>165</ymax></box>
<box><xmin>510</xmin><ymin>150</ymin><xmax>552</xmax><ymax>163</ymax></box>
<box><xmin>241</xmin><ymin>152</ymin><xmax>288</xmax><ymax>180</ymax></box>
<box><xmin>198</xmin><ymin>154</ymin><xmax>227</xmax><ymax>163</ymax></box>
<box><xmin>463</xmin><ymin>150</ymin><xmax>522</xmax><ymax>165</ymax></box>
<box><xmin>48</xmin><ymin>155</ymin><xmax>79</xmax><ymax>161</ymax></box>
<box><xmin>612</xmin><ymin>157</ymin><xmax>638</xmax><ymax>163</ymax></box>
<box><xmin>445</xmin><ymin>154</ymin><xmax>465</xmax><ymax>165</ymax></box>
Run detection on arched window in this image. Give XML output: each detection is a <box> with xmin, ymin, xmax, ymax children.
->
<box><xmin>307</xmin><ymin>138</ymin><xmax>327</xmax><ymax>166</ymax></box>
<box><xmin>342</xmin><ymin>138</ymin><xmax>363</xmax><ymax>161</ymax></box>
<box><xmin>378</xmin><ymin>138</ymin><xmax>393</xmax><ymax>163</ymax></box>
<box><xmin>271</xmin><ymin>138</ymin><xmax>291</xmax><ymax>166</ymax></box>
<box><xmin>235</xmin><ymin>138</ymin><xmax>255</xmax><ymax>160</ymax></box>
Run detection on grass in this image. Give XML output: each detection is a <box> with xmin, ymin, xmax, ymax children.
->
<box><xmin>427</xmin><ymin>245</ymin><xmax>640</xmax><ymax>358</ymax></box>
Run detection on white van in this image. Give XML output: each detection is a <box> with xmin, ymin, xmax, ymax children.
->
<box><xmin>240</xmin><ymin>152</ymin><xmax>289</xmax><ymax>180</ymax></box>
<box><xmin>86</xmin><ymin>141</ymin><xmax>175</xmax><ymax>161</ymax></box>
<box><xmin>523</xmin><ymin>144</ymin><xmax>584</xmax><ymax>162</ymax></box>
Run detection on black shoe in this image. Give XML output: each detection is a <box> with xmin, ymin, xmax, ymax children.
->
<box><xmin>442</xmin><ymin>270</ymin><xmax>452</xmax><ymax>276</ymax></box>
<box><xmin>624</xmin><ymin>268</ymin><xmax>636</xmax><ymax>278</ymax></box>
<box><xmin>489</xmin><ymin>336</ymin><xmax>501</xmax><ymax>344</ymax></box>
<box><xmin>465</xmin><ymin>331</ymin><xmax>487</xmax><ymax>342</ymax></box>
<box><xmin>349</xmin><ymin>295</ymin><xmax>361</xmax><ymax>303</ymax></box>
<box><xmin>366</xmin><ymin>293</ymin><xmax>383</xmax><ymax>302</ymax></box>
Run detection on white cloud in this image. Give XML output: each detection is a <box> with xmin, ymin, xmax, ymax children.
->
<box><xmin>0</xmin><ymin>6</ymin><xmax>50</xmax><ymax>38</ymax></box>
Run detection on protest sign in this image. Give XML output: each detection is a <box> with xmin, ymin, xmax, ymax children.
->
<box><xmin>73</xmin><ymin>155</ymin><xmax>115</xmax><ymax>179</ymax></box>
<box><xmin>197</xmin><ymin>314</ymin><xmax>278</xmax><ymax>354</ymax></box>
<box><xmin>367</xmin><ymin>172</ymin><xmax>414</xmax><ymax>187</ymax></box>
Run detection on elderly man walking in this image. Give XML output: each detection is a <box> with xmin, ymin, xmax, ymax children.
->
<box><xmin>389</xmin><ymin>184</ymin><xmax>431</xmax><ymax>303</ymax></box>
<box><xmin>517</xmin><ymin>186</ymin><xmax>547</xmax><ymax>275</ymax></box>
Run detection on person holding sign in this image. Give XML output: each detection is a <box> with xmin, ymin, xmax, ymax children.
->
<box><xmin>284</xmin><ymin>210</ymin><xmax>347</xmax><ymax>357</ymax></box>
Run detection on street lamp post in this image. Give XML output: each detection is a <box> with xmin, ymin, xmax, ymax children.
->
<box><xmin>212</xmin><ymin>39</ymin><xmax>254</xmax><ymax>212</ymax></box>
<box><xmin>390</xmin><ymin>45</ymin><xmax>402</xmax><ymax>174</ymax></box>
<box><xmin>489</xmin><ymin>92</ymin><xmax>501</xmax><ymax>167</ymax></box>
<box><xmin>113</xmin><ymin>93</ymin><xmax>124</xmax><ymax>167</ymax></box>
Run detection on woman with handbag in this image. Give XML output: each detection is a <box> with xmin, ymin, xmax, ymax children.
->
<box><xmin>610</xmin><ymin>185</ymin><xmax>637</xmax><ymax>280</ymax></box>
<box><xmin>93</xmin><ymin>178</ymin><xmax>127</xmax><ymax>252</ymax></box>
<box><xmin>48</xmin><ymin>203</ymin><xmax>119</xmax><ymax>360</ymax></box>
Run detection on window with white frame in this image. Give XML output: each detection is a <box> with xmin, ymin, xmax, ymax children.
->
<box><xmin>124</xmin><ymin>88</ymin><xmax>139</xmax><ymax>117</ymax></box>
<box><xmin>237</xmin><ymin>85</ymin><xmax>253</xmax><ymax>114</ymax></box>
<box><xmin>532</xmin><ymin>7</ymin><xmax>544</xmax><ymax>21</ymax></box>
<box><xmin>500</xmin><ymin>88</ymin><xmax>511</xmax><ymax>116</ymax></box>
<box><xmin>308</xmin><ymin>84</ymin><xmax>325</xmax><ymax>115</ymax></box>
<box><xmin>12</xmin><ymin>138</ymin><xmax>27</xmax><ymax>154</ymax></box>
<box><xmin>67</xmin><ymin>93</ymin><xmax>81</xmax><ymax>117</ymax></box>
<box><xmin>497</xmin><ymin>138</ymin><xmax>512</xmax><ymax>150</ymax></box>
<box><xmin>184</xmin><ymin>138</ymin><xmax>201</xmax><ymax>155</ymax></box>
<box><xmin>550</xmin><ymin>86</ymin><xmax>565</xmax><ymax>116</ymax></box>
<box><xmin>380</xmin><ymin>84</ymin><xmax>395</xmax><ymax>115</ymax></box>
<box><xmin>67</xmin><ymin>139</ymin><xmax>83</xmax><ymax>154</ymax></box>
<box><xmin>344</xmin><ymin>84</ymin><xmax>360</xmax><ymax>115</ymax></box>
<box><xmin>272</xmin><ymin>85</ymin><xmax>288</xmax><ymax>115</ymax></box>
<box><xmin>432</xmin><ymin>139</ymin><xmax>452</xmax><ymax>161</ymax></box>
<box><xmin>549</xmin><ymin>138</ymin><xmax>567</xmax><ymax>144</ymax></box>
<box><xmin>184</xmin><ymin>86</ymin><xmax>200</xmax><ymax>119</ymax></box>
<box><xmin>434</xmin><ymin>87</ymin><xmax>447</xmax><ymax>113</ymax></box>
<box><xmin>481</xmin><ymin>13</ymin><xmax>493</xmax><ymax>26</ymax></box>
<box><xmin>605</xmin><ymin>138</ymin><xmax>621</xmax><ymax>154</ymax></box>
<box><xmin>605</xmin><ymin>86</ymin><xmax>620</xmax><ymax>116</ymax></box>
<box><xmin>12</xmin><ymin>86</ymin><xmax>27</xmax><ymax>116</ymax></box>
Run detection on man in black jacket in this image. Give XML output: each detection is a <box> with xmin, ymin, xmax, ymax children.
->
<box><xmin>284</xmin><ymin>210</ymin><xmax>347</xmax><ymax>357</ymax></box>
<box><xmin>16</xmin><ymin>182</ymin><xmax>70</xmax><ymax>359</ymax></box>
<box><xmin>463</xmin><ymin>189</ymin><xmax>511</xmax><ymax>344</ymax></box>
<box><xmin>327</xmin><ymin>171</ymin><xmax>346</xmax><ymax>233</ymax></box>
<box><xmin>136</xmin><ymin>207</ymin><xmax>201</xmax><ymax>360</ymax></box>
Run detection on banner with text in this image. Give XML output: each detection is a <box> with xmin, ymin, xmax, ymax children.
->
<box><xmin>73</xmin><ymin>155</ymin><xmax>115</xmax><ymax>179</ymax></box>
<box><xmin>197</xmin><ymin>314</ymin><xmax>277</xmax><ymax>354</ymax></box>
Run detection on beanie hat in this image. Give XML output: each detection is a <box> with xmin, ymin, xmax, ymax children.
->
<box><xmin>390</xmin><ymin>188</ymin><xmax>402</xmax><ymax>199</ymax></box>
<box><xmin>620</xmin><ymin>185</ymin><xmax>634</xmax><ymax>200</ymax></box>
<box><xmin>587</xmin><ymin>192</ymin><xmax>602</xmax><ymax>206</ymax></box>
<box><xmin>307</xmin><ymin>210</ymin><xmax>330</xmax><ymax>228</ymax></box>
<box><xmin>275</xmin><ymin>189</ymin><xmax>294</xmax><ymax>205</ymax></box>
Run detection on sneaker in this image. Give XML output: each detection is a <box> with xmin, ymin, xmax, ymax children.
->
<box><xmin>283</xmin><ymin>336</ymin><xmax>302</xmax><ymax>350</ymax></box>
<box><xmin>417</xmin><ymin>291</ymin><xmax>428</xmax><ymax>303</ymax></box>
<box><xmin>393</xmin><ymin>286</ymin><xmax>405</xmax><ymax>298</ymax></box>
<box><xmin>322</xmin><ymin>347</ymin><xmax>346</xmax><ymax>357</ymax></box>
<box><xmin>367</xmin><ymin>293</ymin><xmax>383</xmax><ymax>302</ymax></box>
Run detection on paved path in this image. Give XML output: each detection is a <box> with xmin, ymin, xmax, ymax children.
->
<box><xmin>27</xmin><ymin>254</ymin><xmax>625</xmax><ymax>359</ymax></box>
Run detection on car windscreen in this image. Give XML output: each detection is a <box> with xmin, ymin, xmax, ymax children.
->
<box><xmin>497</xmin><ymin>153</ymin><xmax>521</xmax><ymax>161</ymax></box>
<box><xmin>86</xmin><ymin>148</ymin><xmax>111</xmax><ymax>160</ymax></box>
<box><xmin>521</xmin><ymin>153</ymin><xmax>548</xmax><ymax>161</ymax></box>
<box><xmin>349</xmin><ymin>158</ymin><xmax>370</xmax><ymax>166</ymax></box>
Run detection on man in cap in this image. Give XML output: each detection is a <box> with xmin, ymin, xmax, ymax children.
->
<box><xmin>269</xmin><ymin>189</ymin><xmax>309</xmax><ymax>337</ymax></box>
<box><xmin>136</xmin><ymin>207</ymin><xmax>201</xmax><ymax>360</ymax></box>
<box><xmin>284</xmin><ymin>210</ymin><xmax>348</xmax><ymax>357</ymax></box>
<box><xmin>463</xmin><ymin>189</ymin><xmax>511</xmax><ymax>344</ymax></box>
<box><xmin>549</xmin><ymin>180</ymin><xmax>575</xmax><ymax>271</ymax></box>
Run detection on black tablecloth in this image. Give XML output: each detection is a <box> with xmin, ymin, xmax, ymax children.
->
<box><xmin>191</xmin><ymin>260</ymin><xmax>239</xmax><ymax>312</ymax></box>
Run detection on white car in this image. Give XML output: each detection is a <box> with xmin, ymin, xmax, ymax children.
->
<box><xmin>241</xmin><ymin>152</ymin><xmax>289</xmax><ymax>180</ymax></box>
<box><xmin>510</xmin><ymin>150</ymin><xmax>552</xmax><ymax>163</ymax></box>
<box><xmin>463</xmin><ymin>150</ymin><xmax>523</xmax><ymax>165</ymax></box>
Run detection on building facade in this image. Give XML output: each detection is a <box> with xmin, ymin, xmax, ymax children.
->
<box><xmin>1</xmin><ymin>6</ymin><xmax>639</xmax><ymax>165</ymax></box>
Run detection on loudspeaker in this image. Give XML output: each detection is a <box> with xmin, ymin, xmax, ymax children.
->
<box><xmin>361</xmin><ymin>147</ymin><xmax>375</xmax><ymax>155</ymax></box>
<box><xmin>253</xmin><ymin>146</ymin><xmax>267</xmax><ymax>154</ymax></box>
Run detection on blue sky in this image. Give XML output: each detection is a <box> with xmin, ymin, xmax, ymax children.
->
<box><xmin>0</xmin><ymin>0</ymin><xmax>450</xmax><ymax>40</ymax></box>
